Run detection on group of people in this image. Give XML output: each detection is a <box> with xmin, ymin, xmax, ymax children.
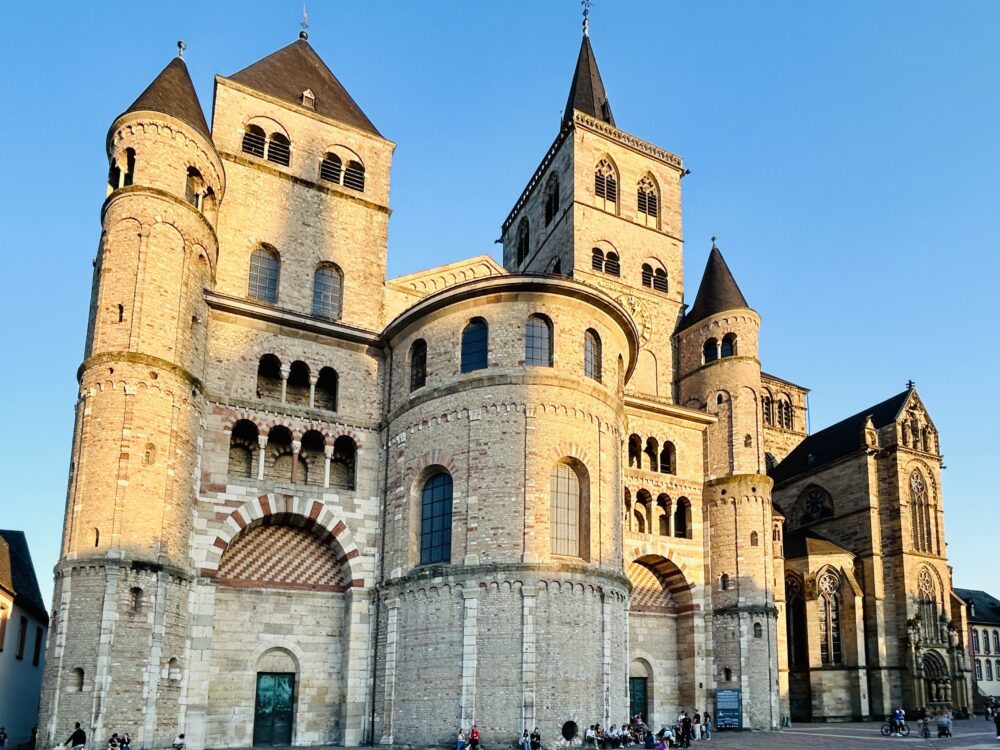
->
<box><xmin>582</xmin><ymin>711</ymin><xmax>712</xmax><ymax>749</ymax></box>
<box><xmin>60</xmin><ymin>724</ymin><xmax>187</xmax><ymax>750</ymax></box>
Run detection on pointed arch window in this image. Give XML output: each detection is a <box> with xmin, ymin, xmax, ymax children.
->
<box><xmin>818</xmin><ymin>571</ymin><xmax>843</xmax><ymax>665</ymax></box>
<box><xmin>248</xmin><ymin>247</ymin><xmax>279</xmax><ymax>304</ymax></box>
<box><xmin>584</xmin><ymin>329</ymin><xmax>602</xmax><ymax>382</ymax></box>
<box><xmin>312</xmin><ymin>263</ymin><xmax>343</xmax><ymax>320</ymax></box>
<box><xmin>594</xmin><ymin>158</ymin><xmax>618</xmax><ymax>211</ymax></box>
<box><xmin>910</xmin><ymin>470</ymin><xmax>934</xmax><ymax>554</ymax></box>
<box><xmin>410</xmin><ymin>339</ymin><xmax>427</xmax><ymax>391</ymax></box>
<box><xmin>544</xmin><ymin>173</ymin><xmax>560</xmax><ymax>226</ymax></box>
<box><xmin>516</xmin><ymin>218</ymin><xmax>530</xmax><ymax>266</ymax></box>
<box><xmin>637</xmin><ymin>175</ymin><xmax>659</xmax><ymax>227</ymax></box>
<box><xmin>786</xmin><ymin>575</ymin><xmax>807</xmax><ymax>667</ymax></box>
<box><xmin>525</xmin><ymin>314</ymin><xmax>553</xmax><ymax>367</ymax></box>
<box><xmin>420</xmin><ymin>472</ymin><xmax>454</xmax><ymax>565</ymax></box>
<box><xmin>918</xmin><ymin>567</ymin><xmax>939</xmax><ymax>643</ymax></box>
<box><xmin>461</xmin><ymin>318</ymin><xmax>489</xmax><ymax>373</ymax></box>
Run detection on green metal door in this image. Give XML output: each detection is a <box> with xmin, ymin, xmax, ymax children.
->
<box><xmin>629</xmin><ymin>676</ymin><xmax>649</xmax><ymax>725</ymax></box>
<box><xmin>253</xmin><ymin>672</ymin><xmax>295</xmax><ymax>746</ymax></box>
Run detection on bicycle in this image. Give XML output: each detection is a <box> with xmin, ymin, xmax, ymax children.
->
<box><xmin>880</xmin><ymin>722</ymin><xmax>910</xmax><ymax>737</ymax></box>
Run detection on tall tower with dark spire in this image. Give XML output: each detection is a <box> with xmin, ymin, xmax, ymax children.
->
<box><xmin>39</xmin><ymin>49</ymin><xmax>222</xmax><ymax>747</ymax></box>
<box><xmin>676</xmin><ymin>242</ymin><xmax>781</xmax><ymax>729</ymax></box>
<box><xmin>500</xmin><ymin>28</ymin><xmax>687</xmax><ymax>398</ymax></box>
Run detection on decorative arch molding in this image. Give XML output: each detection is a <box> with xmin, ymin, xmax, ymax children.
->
<box><xmin>244</xmin><ymin>115</ymin><xmax>290</xmax><ymax>139</ymax></box>
<box><xmin>408</xmin><ymin>450</ymin><xmax>461</xmax><ymax>481</ymax></box>
<box><xmin>546</xmin><ymin>443</ymin><xmax>594</xmax><ymax>470</ymax></box>
<box><xmin>108</xmin><ymin>118</ymin><xmax>225</xmax><ymax>191</ymax></box>
<box><xmin>628</xmin><ymin>553</ymin><xmax>698</xmax><ymax>613</ymax></box>
<box><xmin>222</xmin><ymin>411</ymin><xmax>364</xmax><ymax>447</ymax></box>
<box><xmin>904</xmin><ymin>458</ymin><xmax>939</xmax><ymax>496</ymax></box>
<box><xmin>251</xmin><ymin>643</ymin><xmax>303</xmax><ymax>673</ymax></box>
<box><xmin>201</xmin><ymin>493</ymin><xmax>364</xmax><ymax>586</ymax></box>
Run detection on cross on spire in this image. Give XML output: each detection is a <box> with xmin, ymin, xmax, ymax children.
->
<box><xmin>582</xmin><ymin>0</ymin><xmax>592</xmax><ymax>37</ymax></box>
<box><xmin>907</xmin><ymin>379</ymin><xmax>916</xmax><ymax>390</ymax></box>
<box><xmin>300</xmin><ymin>1</ymin><xmax>309</xmax><ymax>40</ymax></box>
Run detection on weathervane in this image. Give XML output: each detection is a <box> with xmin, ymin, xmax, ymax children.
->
<box><xmin>300</xmin><ymin>1</ymin><xmax>309</xmax><ymax>40</ymax></box>
<box><xmin>177</xmin><ymin>40</ymin><xmax>185</xmax><ymax>59</ymax></box>
<box><xmin>582</xmin><ymin>0</ymin><xmax>592</xmax><ymax>37</ymax></box>
<box><xmin>711</xmin><ymin>235</ymin><xmax>718</xmax><ymax>250</ymax></box>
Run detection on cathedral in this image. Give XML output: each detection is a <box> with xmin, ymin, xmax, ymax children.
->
<box><xmin>39</xmin><ymin>23</ymin><xmax>972</xmax><ymax>750</ymax></box>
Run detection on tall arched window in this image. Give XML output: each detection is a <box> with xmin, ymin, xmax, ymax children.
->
<box><xmin>242</xmin><ymin>125</ymin><xmax>266</xmax><ymax>157</ymax></box>
<box><xmin>343</xmin><ymin>160</ymin><xmax>366</xmax><ymax>191</ymax></box>
<box><xmin>628</xmin><ymin>434</ymin><xmax>642</xmax><ymax>469</ymax></box>
<box><xmin>267</xmin><ymin>133</ymin><xmax>291</xmax><ymax>166</ymax></box>
<box><xmin>419</xmin><ymin>472</ymin><xmax>454</xmax><ymax>565</ymax></box>
<box><xmin>228</xmin><ymin>420</ymin><xmax>258</xmax><ymax>478</ymax></box>
<box><xmin>750</xmin><ymin>531</ymin><xmax>759</xmax><ymax>547</ymax></box>
<box><xmin>703</xmin><ymin>338</ymin><xmax>718</xmax><ymax>364</ymax></box>
<box><xmin>184</xmin><ymin>167</ymin><xmax>205</xmax><ymax>208</ymax></box>
<box><xmin>71</xmin><ymin>668</ymin><xmax>85</xmax><ymax>692</ymax></box>
<box><xmin>286</xmin><ymin>361</ymin><xmax>310</xmax><ymax>405</ymax></box>
<box><xmin>818</xmin><ymin>571</ymin><xmax>843</xmax><ymax>665</ymax></box>
<box><xmin>525</xmin><ymin>314</ymin><xmax>553</xmax><ymax>367</ymax></box>
<box><xmin>312</xmin><ymin>264</ymin><xmax>343</xmax><ymax>320</ymax></box>
<box><xmin>591</xmin><ymin>247</ymin><xmax>605</xmax><ymax>271</ymax></box>
<box><xmin>516</xmin><ymin>218</ymin><xmax>530</xmax><ymax>266</ymax></box>
<box><xmin>320</xmin><ymin>153</ymin><xmax>343</xmax><ymax>183</ymax></box>
<box><xmin>753</xmin><ymin>622</ymin><xmax>763</xmax><ymax>639</ymax></box>
<box><xmin>659</xmin><ymin>441</ymin><xmax>676</xmax><ymax>475</ymax></box>
<box><xmin>123</xmin><ymin>148</ymin><xmax>135</xmax><ymax>186</ymax></box>
<box><xmin>604</xmin><ymin>252</ymin><xmax>621</xmax><ymax>276</ymax></box>
<box><xmin>721</xmin><ymin>333</ymin><xmax>737</xmax><ymax>357</ymax></box>
<box><xmin>910</xmin><ymin>470</ymin><xmax>934</xmax><ymax>553</ymax></box>
<box><xmin>762</xmin><ymin>392</ymin><xmax>774</xmax><ymax>426</ymax></box>
<box><xmin>544</xmin><ymin>173</ymin><xmax>560</xmax><ymax>226</ymax></box>
<box><xmin>973</xmin><ymin>629</ymin><xmax>981</xmax><ymax>653</ymax></box>
<box><xmin>594</xmin><ymin>158</ymin><xmax>618</xmax><ymax>211</ymax></box>
<box><xmin>637</xmin><ymin>175</ymin><xmax>659</xmax><ymax>227</ymax></box>
<box><xmin>248</xmin><ymin>247</ymin><xmax>279</xmax><ymax>304</ymax></box>
<box><xmin>329</xmin><ymin>436</ymin><xmax>356</xmax><ymax>490</ymax></box>
<box><xmin>641</xmin><ymin>264</ymin><xmax>653</xmax><ymax>288</ymax></box>
<box><xmin>786</xmin><ymin>575</ymin><xmax>807</xmax><ymax>667</ymax></box>
<box><xmin>461</xmin><ymin>318</ymin><xmax>489</xmax><ymax>372</ymax></box>
<box><xmin>584</xmin><ymin>329</ymin><xmax>602</xmax><ymax>382</ymax></box>
<box><xmin>643</xmin><ymin>437</ymin><xmax>659</xmax><ymax>472</ymax></box>
<box><xmin>315</xmin><ymin>367</ymin><xmax>338</xmax><ymax>411</ymax></box>
<box><xmin>976</xmin><ymin>659</ymin><xmax>983</xmax><ymax>681</ymax></box>
<box><xmin>673</xmin><ymin>498</ymin><xmax>691</xmax><ymax>539</ymax></box>
<box><xmin>777</xmin><ymin>399</ymin><xmax>793</xmax><ymax>429</ymax></box>
<box><xmin>256</xmin><ymin>354</ymin><xmax>282</xmax><ymax>400</ymax></box>
<box><xmin>410</xmin><ymin>339</ymin><xmax>427</xmax><ymax>391</ymax></box>
<box><xmin>550</xmin><ymin>461</ymin><xmax>586</xmax><ymax>558</ymax></box>
<box><xmin>918</xmin><ymin>567</ymin><xmax>939</xmax><ymax>643</ymax></box>
<box><xmin>720</xmin><ymin>574</ymin><xmax>730</xmax><ymax>591</ymax></box>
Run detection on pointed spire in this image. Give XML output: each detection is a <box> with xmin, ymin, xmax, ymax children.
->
<box><xmin>122</xmin><ymin>53</ymin><xmax>211</xmax><ymax>141</ymax></box>
<box><xmin>681</xmin><ymin>241</ymin><xmax>751</xmax><ymax>330</ymax></box>
<box><xmin>229</xmin><ymin>38</ymin><xmax>380</xmax><ymax>136</ymax></box>
<box><xmin>563</xmin><ymin>34</ymin><xmax>614</xmax><ymax>128</ymax></box>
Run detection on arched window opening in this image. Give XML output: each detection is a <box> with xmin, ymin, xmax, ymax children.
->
<box><xmin>721</xmin><ymin>333</ymin><xmax>737</xmax><ymax>358</ymax></box>
<box><xmin>910</xmin><ymin>470</ymin><xmax>934</xmax><ymax>554</ymax></box>
<box><xmin>591</xmin><ymin>247</ymin><xmax>605</xmax><ymax>271</ymax></box>
<box><xmin>628</xmin><ymin>434</ymin><xmax>642</xmax><ymax>469</ymax></box>
<box><xmin>818</xmin><ymin>571</ymin><xmax>843</xmax><ymax>665</ymax></box>
<box><xmin>184</xmin><ymin>167</ymin><xmax>205</xmax><ymax>209</ymax></box>
<box><xmin>285</xmin><ymin>361</ymin><xmax>310</xmax><ymax>406</ymax></box>
<box><xmin>516</xmin><ymin>218</ymin><xmax>530</xmax><ymax>266</ymax></box>
<box><xmin>754</xmin><ymin>622</ymin><xmax>763</xmax><ymax>639</ymax></box>
<box><xmin>637</xmin><ymin>175</ymin><xmax>659</xmax><ymax>226</ymax></box>
<box><xmin>750</xmin><ymin>530</ymin><xmax>759</xmax><ymax>547</ymax></box>
<box><xmin>786</xmin><ymin>575</ymin><xmax>807</xmax><ymax>667</ymax></box>
<box><xmin>762</xmin><ymin>392</ymin><xmax>774</xmax><ymax>426</ymax></box>
<box><xmin>777</xmin><ymin>399</ymin><xmax>793</xmax><ymax>429</ymax></box>
<box><xmin>525</xmin><ymin>314</ymin><xmax>553</xmax><ymax>367</ymax></box>
<box><xmin>633</xmin><ymin>508</ymin><xmax>646</xmax><ymax>534</ymax></box>
<box><xmin>918</xmin><ymin>567</ymin><xmax>939</xmax><ymax>643</ymax></box>
<box><xmin>720</xmin><ymin>574</ymin><xmax>731</xmax><ymax>591</ymax></box>
<box><xmin>315</xmin><ymin>367</ymin><xmax>338</xmax><ymax>411</ymax></box>
<box><xmin>641</xmin><ymin>264</ymin><xmax>653</xmax><ymax>288</ymax></box>
<box><xmin>330</xmin><ymin>436</ymin><xmax>357</xmax><ymax>490</ymax></box>
<box><xmin>320</xmin><ymin>153</ymin><xmax>343</xmax><ymax>184</ymax></box>
<box><xmin>673</xmin><ymin>498</ymin><xmax>691</xmax><ymax>539</ymax></box>
<box><xmin>267</xmin><ymin>133</ymin><xmax>291</xmax><ymax>167</ymax></box>
<box><xmin>123</xmin><ymin>148</ymin><xmax>136</xmax><ymax>186</ymax></box>
<box><xmin>551</xmin><ymin>461</ymin><xmax>587</xmax><ymax>558</ymax></box>
<box><xmin>461</xmin><ymin>318</ymin><xmax>489</xmax><ymax>373</ymax></box>
<box><xmin>653</xmin><ymin>269</ymin><xmax>668</xmax><ymax>293</ymax></box>
<box><xmin>129</xmin><ymin>587</ymin><xmax>143</xmax><ymax>612</ymax></box>
<box><xmin>265</xmin><ymin>426</ymin><xmax>294</xmax><ymax>483</ymax></box>
<box><xmin>312</xmin><ymin>264</ymin><xmax>343</xmax><ymax>320</ymax></box>
<box><xmin>643</xmin><ymin>437</ymin><xmax>659</xmax><ymax>472</ymax></box>
<box><xmin>659</xmin><ymin>442</ymin><xmax>676</xmax><ymax>475</ymax></box>
<box><xmin>256</xmin><ymin>354</ymin><xmax>282</xmax><ymax>401</ymax></box>
<box><xmin>167</xmin><ymin>657</ymin><xmax>181</xmax><ymax>681</ymax></box>
<box><xmin>410</xmin><ymin>339</ymin><xmax>428</xmax><ymax>391</ymax></box>
<box><xmin>70</xmin><ymin>667</ymin><xmax>85</xmax><ymax>692</ymax></box>
<box><xmin>142</xmin><ymin>443</ymin><xmax>156</xmax><ymax>467</ymax></box>
<box><xmin>228</xmin><ymin>420</ymin><xmax>258</xmax><ymax>478</ymax></box>
<box><xmin>584</xmin><ymin>329</ymin><xmax>602</xmax><ymax>382</ymax></box>
<box><xmin>723</xmin><ymin>668</ymin><xmax>732</xmax><ymax>682</ymax></box>
<box><xmin>703</xmin><ymin>338</ymin><xmax>719</xmax><ymax>364</ymax></box>
<box><xmin>544</xmin><ymin>173</ymin><xmax>560</xmax><ymax>226</ymax></box>
<box><xmin>656</xmin><ymin>495</ymin><xmax>671</xmax><ymax>536</ymax></box>
<box><xmin>976</xmin><ymin>659</ymin><xmax>983</xmax><ymax>680</ymax></box>
<box><xmin>973</xmin><ymin>629</ymin><xmax>981</xmax><ymax>653</ymax></box>
<box><xmin>623</xmin><ymin>488</ymin><xmax>632</xmax><ymax>531</ymax></box>
<box><xmin>242</xmin><ymin>125</ymin><xmax>266</xmax><ymax>157</ymax></box>
<box><xmin>594</xmin><ymin>159</ymin><xmax>618</xmax><ymax>211</ymax></box>
<box><xmin>248</xmin><ymin>247</ymin><xmax>279</xmax><ymax>304</ymax></box>
<box><xmin>420</xmin><ymin>472</ymin><xmax>454</xmax><ymax>565</ymax></box>
<box><xmin>94</xmin><ymin>528</ymin><xmax>100</xmax><ymax>547</ymax></box>
<box><xmin>203</xmin><ymin>188</ymin><xmax>218</xmax><ymax>225</ymax></box>
<box><xmin>108</xmin><ymin>158</ymin><xmax>121</xmax><ymax>192</ymax></box>
<box><xmin>343</xmin><ymin>160</ymin><xmax>365</xmax><ymax>191</ymax></box>
<box><xmin>604</xmin><ymin>252</ymin><xmax>621</xmax><ymax>276</ymax></box>
<box><xmin>300</xmin><ymin>430</ymin><xmax>325</xmax><ymax>486</ymax></box>
<box><xmin>635</xmin><ymin>490</ymin><xmax>652</xmax><ymax>535</ymax></box>
<box><xmin>717</xmin><ymin>393</ymin><xmax>725</xmax><ymax>406</ymax></box>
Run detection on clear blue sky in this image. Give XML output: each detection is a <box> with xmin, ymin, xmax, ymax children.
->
<box><xmin>1</xmin><ymin>1</ymin><xmax>996</xmax><ymax>606</ymax></box>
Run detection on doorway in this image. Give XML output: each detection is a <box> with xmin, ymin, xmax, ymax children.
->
<box><xmin>253</xmin><ymin>672</ymin><xmax>295</xmax><ymax>746</ymax></box>
<box><xmin>630</xmin><ymin>676</ymin><xmax>649</xmax><ymax>725</ymax></box>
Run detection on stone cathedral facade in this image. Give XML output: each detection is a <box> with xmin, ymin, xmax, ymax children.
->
<box><xmin>39</xmin><ymin>27</ymin><xmax>972</xmax><ymax>750</ymax></box>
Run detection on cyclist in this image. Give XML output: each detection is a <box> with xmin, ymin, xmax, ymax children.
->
<box><xmin>892</xmin><ymin>707</ymin><xmax>906</xmax><ymax>737</ymax></box>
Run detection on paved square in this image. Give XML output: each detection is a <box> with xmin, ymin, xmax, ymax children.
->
<box><xmin>710</xmin><ymin>721</ymin><xmax>1000</xmax><ymax>750</ymax></box>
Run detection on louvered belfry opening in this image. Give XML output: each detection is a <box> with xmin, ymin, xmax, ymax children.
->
<box><xmin>242</xmin><ymin>125</ymin><xmax>266</xmax><ymax>157</ymax></box>
<box><xmin>320</xmin><ymin>153</ymin><xmax>343</xmax><ymax>183</ymax></box>
<box><xmin>343</xmin><ymin>160</ymin><xmax>365</xmax><ymax>191</ymax></box>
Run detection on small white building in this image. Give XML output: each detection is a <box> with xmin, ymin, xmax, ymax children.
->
<box><xmin>0</xmin><ymin>531</ymin><xmax>48</xmax><ymax>748</ymax></box>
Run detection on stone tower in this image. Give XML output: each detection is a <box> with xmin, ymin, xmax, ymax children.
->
<box><xmin>676</xmin><ymin>244</ymin><xmax>780</xmax><ymax>729</ymax></box>
<box><xmin>500</xmin><ymin>32</ymin><xmax>687</xmax><ymax>398</ymax></box>
<box><xmin>38</xmin><ymin>54</ymin><xmax>222</xmax><ymax>747</ymax></box>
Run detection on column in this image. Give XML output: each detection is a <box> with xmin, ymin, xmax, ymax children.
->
<box><xmin>324</xmin><ymin>445</ymin><xmax>334</xmax><ymax>489</ymax></box>
<box><xmin>309</xmin><ymin>375</ymin><xmax>318</xmax><ymax>408</ymax></box>
<box><xmin>521</xmin><ymin>585</ymin><xmax>536</xmax><ymax>733</ymax></box>
<box><xmin>291</xmin><ymin>440</ymin><xmax>301</xmax><ymax>484</ymax></box>
<box><xmin>460</xmin><ymin>589</ymin><xmax>480</xmax><ymax>727</ymax></box>
<box><xmin>257</xmin><ymin>435</ymin><xmax>268</xmax><ymax>481</ymax></box>
<box><xmin>380</xmin><ymin>598</ymin><xmax>400</xmax><ymax>744</ymax></box>
<box><xmin>280</xmin><ymin>366</ymin><xmax>290</xmax><ymax>402</ymax></box>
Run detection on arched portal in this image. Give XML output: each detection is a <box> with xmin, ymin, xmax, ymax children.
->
<box><xmin>626</xmin><ymin>555</ymin><xmax>697</xmax><ymax>726</ymax></box>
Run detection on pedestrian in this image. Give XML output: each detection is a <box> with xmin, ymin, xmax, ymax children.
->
<box><xmin>66</xmin><ymin>722</ymin><xmax>87</xmax><ymax>750</ymax></box>
<box><xmin>121</xmin><ymin>735</ymin><xmax>131</xmax><ymax>750</ymax></box>
<box><xmin>692</xmin><ymin>712</ymin><xmax>700</xmax><ymax>742</ymax></box>
<box><xmin>456</xmin><ymin>727</ymin><xmax>466</xmax><ymax>750</ymax></box>
<box><xmin>994</xmin><ymin>709</ymin><xmax>1000</xmax><ymax>739</ymax></box>
<box><xmin>680</xmin><ymin>713</ymin><xmax>692</xmax><ymax>749</ymax></box>
<box><xmin>107</xmin><ymin>733</ymin><xmax>120</xmax><ymax>750</ymax></box>
<box><xmin>702</xmin><ymin>713</ymin><xmax>711</xmax><ymax>741</ymax></box>
<box><xmin>172</xmin><ymin>733</ymin><xmax>185</xmax><ymax>750</ymax></box>
<box><xmin>530</xmin><ymin>727</ymin><xmax>541</xmax><ymax>750</ymax></box>
<box><xmin>470</xmin><ymin>724</ymin><xmax>481</xmax><ymax>750</ymax></box>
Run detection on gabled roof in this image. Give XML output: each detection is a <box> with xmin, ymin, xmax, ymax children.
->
<box><xmin>771</xmin><ymin>389</ymin><xmax>912</xmax><ymax>485</ymax></box>
<box><xmin>954</xmin><ymin>588</ymin><xmax>1000</xmax><ymax>626</ymax></box>
<box><xmin>783</xmin><ymin>528</ymin><xmax>852</xmax><ymax>559</ymax></box>
<box><xmin>229</xmin><ymin>37</ymin><xmax>381</xmax><ymax>137</ymax></box>
<box><xmin>122</xmin><ymin>57</ymin><xmax>212</xmax><ymax>142</ymax></box>
<box><xmin>0</xmin><ymin>530</ymin><xmax>47</xmax><ymax>621</ymax></box>
<box><xmin>564</xmin><ymin>35</ymin><xmax>614</xmax><ymax>127</ymax></box>
<box><xmin>680</xmin><ymin>245</ymin><xmax>751</xmax><ymax>330</ymax></box>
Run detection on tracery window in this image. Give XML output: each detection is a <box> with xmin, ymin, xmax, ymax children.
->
<box><xmin>420</xmin><ymin>472</ymin><xmax>453</xmax><ymax>565</ymax></box>
<box><xmin>248</xmin><ymin>247</ymin><xmax>279</xmax><ymax>304</ymax></box>
<box><xmin>910</xmin><ymin>470</ymin><xmax>934</xmax><ymax>554</ymax></box>
<box><xmin>918</xmin><ymin>567</ymin><xmax>939</xmax><ymax>644</ymax></box>
<box><xmin>312</xmin><ymin>264</ymin><xmax>343</xmax><ymax>320</ymax></box>
<box><xmin>525</xmin><ymin>314</ymin><xmax>553</xmax><ymax>367</ymax></box>
<box><xmin>594</xmin><ymin>158</ymin><xmax>618</xmax><ymax>211</ymax></box>
<box><xmin>461</xmin><ymin>318</ymin><xmax>489</xmax><ymax>372</ymax></box>
<box><xmin>550</xmin><ymin>461</ymin><xmax>584</xmax><ymax>558</ymax></box>
<box><xmin>786</xmin><ymin>575</ymin><xmax>807</xmax><ymax>667</ymax></box>
<box><xmin>637</xmin><ymin>175</ymin><xmax>659</xmax><ymax>227</ymax></box>
<box><xmin>584</xmin><ymin>329</ymin><xmax>602</xmax><ymax>382</ymax></box>
<box><xmin>544</xmin><ymin>173</ymin><xmax>560</xmax><ymax>226</ymax></box>
<box><xmin>818</xmin><ymin>571</ymin><xmax>843</xmax><ymax>665</ymax></box>
<box><xmin>799</xmin><ymin>485</ymin><xmax>834</xmax><ymax>524</ymax></box>
<box><xmin>516</xmin><ymin>218</ymin><xmax>530</xmax><ymax>266</ymax></box>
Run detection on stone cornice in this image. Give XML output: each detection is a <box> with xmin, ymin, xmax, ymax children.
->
<box><xmin>624</xmin><ymin>395</ymin><xmax>717</xmax><ymax>426</ymax></box>
<box><xmin>573</xmin><ymin>111</ymin><xmax>684</xmax><ymax>170</ymax></box>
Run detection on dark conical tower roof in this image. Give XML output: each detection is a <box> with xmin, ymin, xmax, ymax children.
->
<box><xmin>563</xmin><ymin>35</ymin><xmax>614</xmax><ymax>127</ymax></box>
<box><xmin>122</xmin><ymin>57</ymin><xmax>212</xmax><ymax>141</ymax></box>
<box><xmin>681</xmin><ymin>245</ymin><xmax>751</xmax><ymax>329</ymax></box>
<box><xmin>229</xmin><ymin>37</ymin><xmax>380</xmax><ymax>136</ymax></box>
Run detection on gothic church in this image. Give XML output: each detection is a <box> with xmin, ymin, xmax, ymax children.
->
<box><xmin>39</xmin><ymin>24</ymin><xmax>972</xmax><ymax>749</ymax></box>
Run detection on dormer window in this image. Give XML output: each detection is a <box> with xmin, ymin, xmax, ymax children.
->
<box><xmin>301</xmin><ymin>88</ymin><xmax>316</xmax><ymax>109</ymax></box>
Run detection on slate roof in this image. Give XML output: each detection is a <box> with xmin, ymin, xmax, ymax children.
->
<box><xmin>954</xmin><ymin>588</ymin><xmax>1000</xmax><ymax>626</ymax></box>
<box><xmin>771</xmin><ymin>389</ymin><xmax>912</xmax><ymax>485</ymax></box>
<box><xmin>783</xmin><ymin>527</ymin><xmax>851</xmax><ymax>559</ymax></box>
<box><xmin>229</xmin><ymin>37</ymin><xmax>381</xmax><ymax>137</ymax></box>
<box><xmin>0</xmin><ymin>530</ymin><xmax>47</xmax><ymax>621</ymax></box>
<box><xmin>564</xmin><ymin>35</ymin><xmax>614</xmax><ymax>127</ymax></box>
<box><xmin>122</xmin><ymin>57</ymin><xmax>212</xmax><ymax>141</ymax></box>
<box><xmin>680</xmin><ymin>246</ymin><xmax>751</xmax><ymax>330</ymax></box>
